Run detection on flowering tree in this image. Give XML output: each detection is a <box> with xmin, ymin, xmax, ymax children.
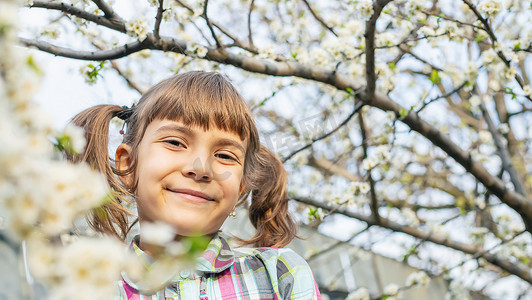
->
<box><xmin>12</xmin><ymin>0</ymin><xmax>532</xmax><ymax>298</ymax></box>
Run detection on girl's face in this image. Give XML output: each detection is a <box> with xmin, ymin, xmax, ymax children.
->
<box><xmin>116</xmin><ymin>119</ymin><xmax>246</xmax><ymax>236</ymax></box>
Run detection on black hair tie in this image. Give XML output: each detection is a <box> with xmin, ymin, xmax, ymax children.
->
<box><xmin>116</xmin><ymin>105</ymin><xmax>133</xmax><ymax>121</ymax></box>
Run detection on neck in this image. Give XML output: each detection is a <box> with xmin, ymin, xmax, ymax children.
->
<box><xmin>138</xmin><ymin>232</ymin><xmax>217</xmax><ymax>258</ymax></box>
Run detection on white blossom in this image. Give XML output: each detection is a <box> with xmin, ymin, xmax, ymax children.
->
<box><xmin>469</xmin><ymin>95</ymin><xmax>481</xmax><ymax>107</ymax></box>
<box><xmin>498</xmin><ymin>123</ymin><xmax>509</xmax><ymax>134</ymax></box>
<box><xmin>405</xmin><ymin>271</ymin><xmax>430</xmax><ymax>287</ymax></box>
<box><xmin>523</xmin><ymin>85</ymin><xmax>531</xmax><ymax>97</ymax></box>
<box><xmin>376</xmin><ymin>32</ymin><xmax>396</xmax><ymax>47</ymax></box>
<box><xmin>481</xmin><ymin>48</ymin><xmax>498</xmax><ymax>65</ymax></box>
<box><xmin>374</xmin><ymin>145</ymin><xmax>391</xmax><ymax>161</ymax></box>
<box><xmin>478</xmin><ymin>0</ymin><xmax>502</xmax><ymax>16</ymax></box>
<box><xmin>475</xmin><ymin>197</ymin><xmax>486</xmax><ymax>210</ymax></box>
<box><xmin>308</xmin><ymin>170</ymin><xmax>324</xmax><ymax>184</ymax></box>
<box><xmin>40</xmin><ymin>25</ymin><xmax>60</xmax><ymax>39</ymax></box>
<box><xmin>470</xmin><ymin>227</ymin><xmax>489</xmax><ymax>244</ymax></box>
<box><xmin>126</xmin><ymin>17</ymin><xmax>148</xmax><ymax>40</ymax></box>
<box><xmin>292</xmin><ymin>151</ymin><xmax>309</xmax><ymax>166</ymax></box>
<box><xmin>402</xmin><ymin>207</ymin><xmax>419</xmax><ymax>226</ymax></box>
<box><xmin>310</xmin><ymin>48</ymin><xmax>331</xmax><ymax>66</ymax></box>
<box><xmin>405</xmin><ymin>0</ymin><xmax>426</xmax><ymax>12</ymax></box>
<box><xmin>429</xmin><ymin>224</ymin><xmax>449</xmax><ymax>238</ymax></box>
<box><xmin>419</xmin><ymin>25</ymin><xmax>436</xmax><ymax>37</ymax></box>
<box><xmin>478</xmin><ymin>130</ymin><xmax>492</xmax><ymax>143</ymax></box>
<box><xmin>196</xmin><ymin>45</ymin><xmax>208</xmax><ymax>58</ymax></box>
<box><xmin>187</xmin><ymin>42</ymin><xmax>208</xmax><ymax>58</ymax></box>
<box><xmin>356</xmin><ymin>0</ymin><xmax>374</xmax><ymax>21</ymax></box>
<box><xmin>503</xmin><ymin>66</ymin><xmax>517</xmax><ymax>80</ymax></box>
<box><xmin>488</xmin><ymin>79</ymin><xmax>501</xmax><ymax>91</ymax></box>
<box><xmin>362</xmin><ymin>157</ymin><xmax>377</xmax><ymax>170</ymax></box>
<box><xmin>384</xmin><ymin>283</ymin><xmax>400</xmax><ymax>296</ymax></box>
<box><xmin>339</xmin><ymin>19</ymin><xmax>364</xmax><ymax>38</ymax></box>
<box><xmin>346</xmin><ymin>287</ymin><xmax>370</xmax><ymax>300</ymax></box>
<box><xmin>359</xmin><ymin>182</ymin><xmax>370</xmax><ymax>194</ymax></box>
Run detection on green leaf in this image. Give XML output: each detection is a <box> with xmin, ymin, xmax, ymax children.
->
<box><xmin>475</xmin><ymin>33</ymin><xmax>487</xmax><ymax>42</ymax></box>
<box><xmin>27</xmin><ymin>55</ymin><xmax>42</xmax><ymax>74</ymax></box>
<box><xmin>399</xmin><ymin>108</ymin><xmax>407</xmax><ymax>117</ymax></box>
<box><xmin>181</xmin><ymin>236</ymin><xmax>210</xmax><ymax>259</ymax></box>
<box><xmin>429</xmin><ymin>70</ymin><xmax>441</xmax><ymax>84</ymax></box>
<box><xmin>402</xmin><ymin>244</ymin><xmax>417</xmax><ymax>260</ymax></box>
<box><xmin>308</xmin><ymin>207</ymin><xmax>317</xmax><ymax>217</ymax></box>
<box><xmin>346</xmin><ymin>87</ymin><xmax>355</xmax><ymax>95</ymax></box>
<box><xmin>505</xmin><ymin>87</ymin><xmax>517</xmax><ymax>99</ymax></box>
<box><xmin>291</xmin><ymin>51</ymin><xmax>298</xmax><ymax>59</ymax></box>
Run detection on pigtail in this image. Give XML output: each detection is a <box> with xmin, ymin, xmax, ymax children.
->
<box><xmin>243</xmin><ymin>145</ymin><xmax>297</xmax><ymax>248</ymax></box>
<box><xmin>69</xmin><ymin>105</ymin><xmax>131</xmax><ymax>240</ymax></box>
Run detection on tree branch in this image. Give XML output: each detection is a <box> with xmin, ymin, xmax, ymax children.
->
<box><xmin>91</xmin><ymin>0</ymin><xmax>123</xmax><ymax>21</ymax></box>
<box><xmin>153</xmin><ymin>0</ymin><xmax>164</xmax><ymax>41</ymax></box>
<box><xmin>301</xmin><ymin>0</ymin><xmax>337</xmax><ymax>37</ymax></box>
<box><xmin>91</xmin><ymin>41</ymin><xmax>145</xmax><ymax>94</ymax></box>
<box><xmin>174</xmin><ymin>0</ymin><xmax>255</xmax><ymax>53</ymax></box>
<box><xmin>247</xmin><ymin>0</ymin><xmax>256</xmax><ymax>49</ymax></box>
<box><xmin>293</xmin><ymin>196</ymin><xmax>532</xmax><ymax>285</ymax></box>
<box><xmin>478</xmin><ymin>98</ymin><xmax>527</xmax><ymax>197</ymax></box>
<box><xmin>30</xmin><ymin>0</ymin><xmax>126</xmax><ymax>33</ymax></box>
<box><xmin>19</xmin><ymin>32</ymin><xmax>532</xmax><ymax>232</ymax></box>
<box><xmin>358</xmin><ymin>111</ymin><xmax>380</xmax><ymax>222</ymax></box>
<box><xmin>282</xmin><ymin>101</ymin><xmax>365</xmax><ymax>163</ymax></box>
<box><xmin>308</xmin><ymin>156</ymin><xmax>362</xmax><ymax>182</ymax></box>
<box><xmin>416</xmin><ymin>81</ymin><xmax>468</xmax><ymax>113</ymax></box>
<box><xmin>203</xmin><ymin>0</ymin><xmax>223</xmax><ymax>50</ymax></box>
<box><xmin>365</xmin><ymin>0</ymin><xmax>392</xmax><ymax>99</ymax></box>
<box><xmin>440</xmin><ymin>230</ymin><xmax>526</xmax><ymax>278</ymax></box>
<box><xmin>374</xmin><ymin>93</ymin><xmax>532</xmax><ymax>231</ymax></box>
<box><xmin>306</xmin><ymin>226</ymin><xmax>370</xmax><ymax>262</ymax></box>
<box><xmin>20</xmin><ymin>37</ymin><xmax>154</xmax><ymax>60</ymax></box>
<box><xmin>462</xmin><ymin>0</ymin><xmax>528</xmax><ymax>94</ymax></box>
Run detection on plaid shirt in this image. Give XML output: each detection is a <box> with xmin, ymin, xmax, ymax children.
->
<box><xmin>116</xmin><ymin>233</ymin><xmax>321</xmax><ymax>299</ymax></box>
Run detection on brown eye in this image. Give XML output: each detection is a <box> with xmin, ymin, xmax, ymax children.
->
<box><xmin>164</xmin><ymin>139</ymin><xmax>185</xmax><ymax>147</ymax></box>
<box><xmin>215</xmin><ymin>153</ymin><xmax>237</xmax><ymax>161</ymax></box>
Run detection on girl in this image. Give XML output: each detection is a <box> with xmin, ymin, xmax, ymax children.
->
<box><xmin>70</xmin><ymin>71</ymin><xmax>321</xmax><ymax>299</ymax></box>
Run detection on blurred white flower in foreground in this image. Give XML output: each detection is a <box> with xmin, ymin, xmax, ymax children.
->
<box><xmin>0</xmin><ymin>1</ymin><xmax>140</xmax><ymax>298</ymax></box>
<box><xmin>141</xmin><ymin>221</ymin><xmax>176</xmax><ymax>245</ymax></box>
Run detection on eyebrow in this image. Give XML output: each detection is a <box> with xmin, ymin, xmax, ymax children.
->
<box><xmin>214</xmin><ymin>138</ymin><xmax>246</xmax><ymax>156</ymax></box>
<box><xmin>155</xmin><ymin>124</ymin><xmax>195</xmax><ymax>137</ymax></box>
<box><xmin>155</xmin><ymin>124</ymin><xmax>246</xmax><ymax>154</ymax></box>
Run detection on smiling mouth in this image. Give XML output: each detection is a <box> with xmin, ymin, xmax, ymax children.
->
<box><xmin>165</xmin><ymin>188</ymin><xmax>215</xmax><ymax>203</ymax></box>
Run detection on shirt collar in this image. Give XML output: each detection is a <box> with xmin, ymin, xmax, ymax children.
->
<box><xmin>196</xmin><ymin>232</ymin><xmax>235</xmax><ymax>273</ymax></box>
<box><xmin>122</xmin><ymin>233</ymin><xmax>235</xmax><ymax>287</ymax></box>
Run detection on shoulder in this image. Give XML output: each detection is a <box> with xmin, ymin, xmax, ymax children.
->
<box><xmin>234</xmin><ymin>247</ymin><xmax>321</xmax><ymax>300</ymax></box>
<box><xmin>233</xmin><ymin>246</ymin><xmax>306</xmax><ymax>269</ymax></box>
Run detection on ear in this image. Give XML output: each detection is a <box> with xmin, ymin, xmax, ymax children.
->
<box><xmin>239</xmin><ymin>178</ymin><xmax>246</xmax><ymax>195</ymax></box>
<box><xmin>115</xmin><ymin>144</ymin><xmax>134</xmax><ymax>188</ymax></box>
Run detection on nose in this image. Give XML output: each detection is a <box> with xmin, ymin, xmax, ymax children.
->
<box><xmin>182</xmin><ymin>155</ymin><xmax>213</xmax><ymax>182</ymax></box>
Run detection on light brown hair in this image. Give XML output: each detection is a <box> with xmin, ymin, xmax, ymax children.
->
<box><xmin>69</xmin><ymin>71</ymin><xmax>296</xmax><ymax>247</ymax></box>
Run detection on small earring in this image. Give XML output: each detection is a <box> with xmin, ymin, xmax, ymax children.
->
<box><xmin>230</xmin><ymin>209</ymin><xmax>237</xmax><ymax>217</ymax></box>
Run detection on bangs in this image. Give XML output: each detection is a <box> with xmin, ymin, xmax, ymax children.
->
<box><xmin>138</xmin><ymin>72</ymin><xmax>252</xmax><ymax>141</ymax></box>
